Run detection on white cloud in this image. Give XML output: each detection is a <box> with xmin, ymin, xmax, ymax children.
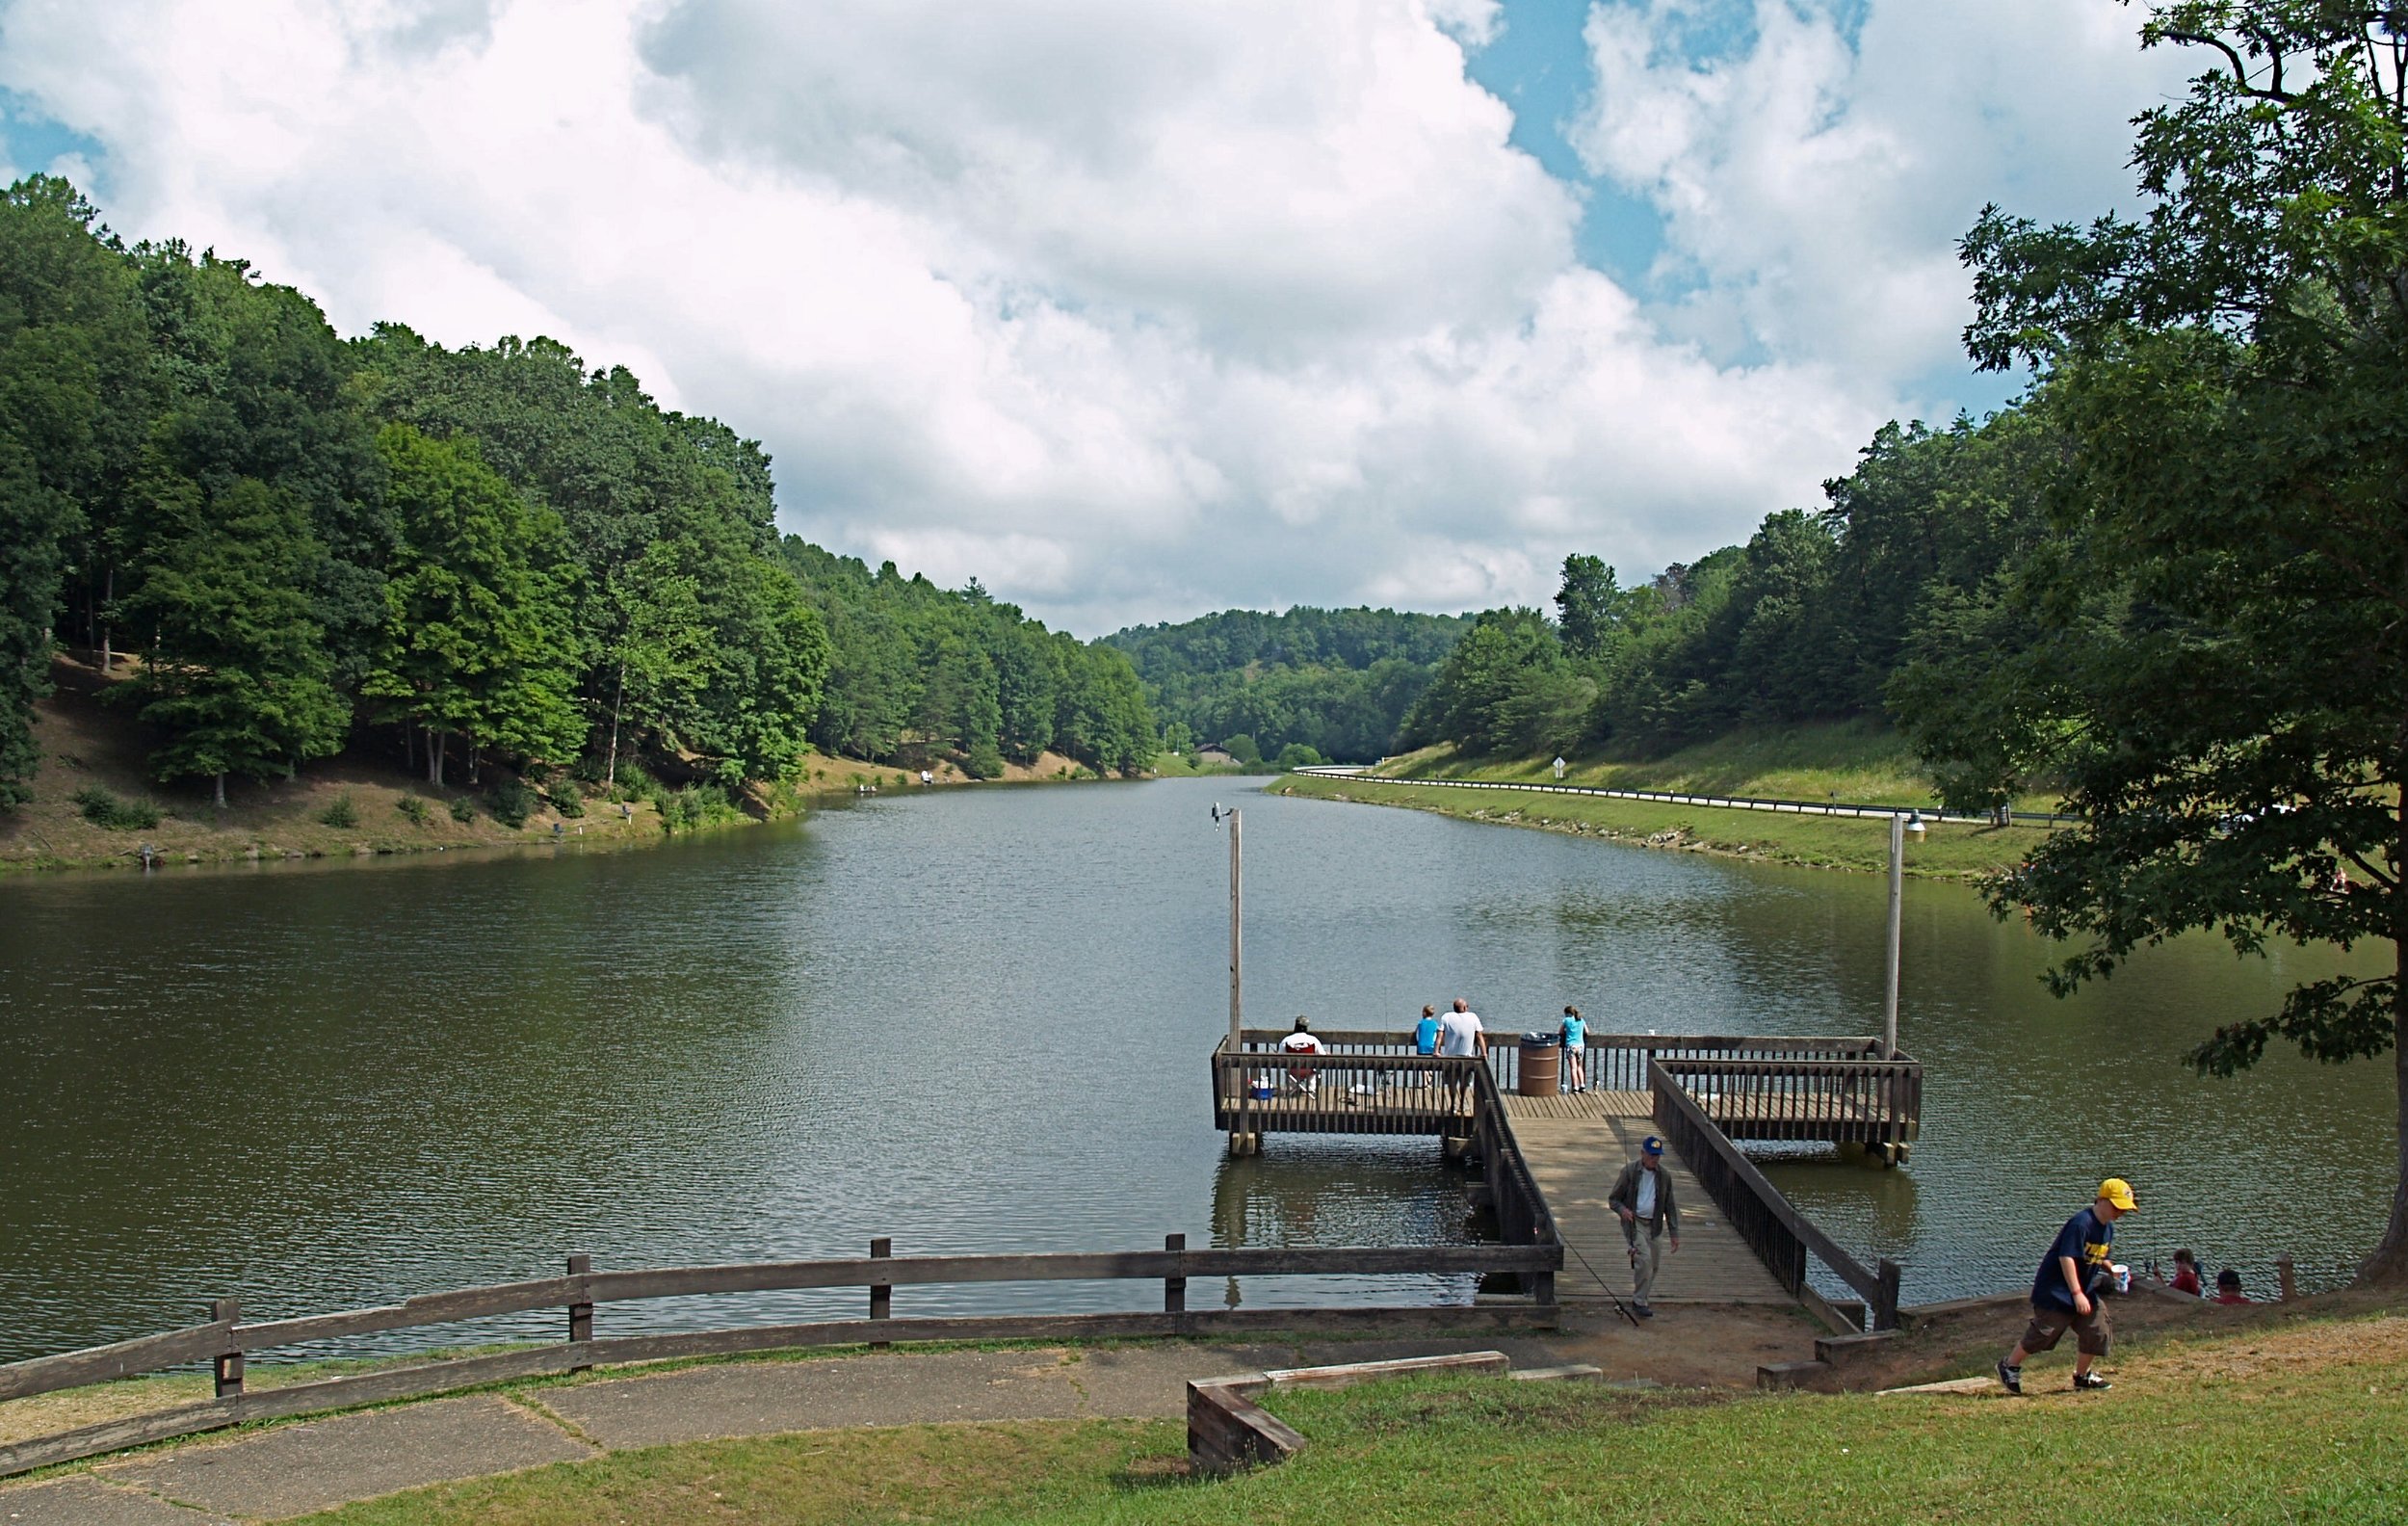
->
<box><xmin>1575</xmin><ymin>0</ymin><xmax>2194</xmax><ymax>384</ymax></box>
<box><xmin>0</xmin><ymin>0</ymin><xmax>2187</xmax><ymax>633</ymax></box>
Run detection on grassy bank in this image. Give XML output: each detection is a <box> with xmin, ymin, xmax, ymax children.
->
<box><xmin>297</xmin><ymin>1312</ymin><xmax>2408</xmax><ymax>1524</ymax></box>
<box><xmin>0</xmin><ymin>658</ymin><xmax>1120</xmax><ymax>873</ymax></box>
<box><xmin>1283</xmin><ymin>723</ymin><xmax>2059</xmax><ymax>879</ymax></box>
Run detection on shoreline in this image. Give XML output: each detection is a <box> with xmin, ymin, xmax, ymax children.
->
<box><xmin>0</xmin><ymin>666</ymin><xmax>1153</xmax><ymax>878</ymax></box>
<box><xmin>1278</xmin><ymin>772</ymin><xmax>2051</xmax><ymax>880</ymax></box>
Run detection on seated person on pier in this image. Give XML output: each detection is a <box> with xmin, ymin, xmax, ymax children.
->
<box><xmin>1280</xmin><ymin>1016</ymin><xmax>1325</xmax><ymax>1094</ymax></box>
<box><xmin>1414</xmin><ymin>1005</ymin><xmax>1441</xmax><ymax>1056</ymax></box>
<box><xmin>2212</xmin><ymin>1267</ymin><xmax>2252</xmax><ymax>1304</ymax></box>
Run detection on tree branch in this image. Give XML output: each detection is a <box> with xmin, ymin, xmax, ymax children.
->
<box><xmin>2164</xmin><ymin>28</ymin><xmax>2300</xmax><ymax>100</ymax></box>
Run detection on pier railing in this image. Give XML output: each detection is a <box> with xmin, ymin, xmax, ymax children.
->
<box><xmin>1208</xmin><ymin>1033</ymin><xmax>1561</xmax><ymax>1308</ymax></box>
<box><xmin>1650</xmin><ymin>1060</ymin><xmax>1903</xmax><ymax>1330</ymax></box>
<box><xmin>0</xmin><ymin>1237</ymin><xmax>1560</xmax><ymax>1478</ymax></box>
<box><xmin>1215</xmin><ymin>1029</ymin><xmax>1919</xmax><ymax>1150</ymax></box>
<box><xmin>1209</xmin><ymin>1028</ymin><xmax>1912</xmax><ymax>1329</ymax></box>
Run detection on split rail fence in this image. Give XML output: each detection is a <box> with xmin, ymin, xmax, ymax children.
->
<box><xmin>0</xmin><ymin>1237</ymin><xmax>1558</xmax><ymax>1478</ymax></box>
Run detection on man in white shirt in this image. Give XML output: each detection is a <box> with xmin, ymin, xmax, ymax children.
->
<box><xmin>1436</xmin><ymin>998</ymin><xmax>1485</xmax><ymax>1057</ymax></box>
<box><xmin>1436</xmin><ymin>998</ymin><xmax>1485</xmax><ymax>1113</ymax></box>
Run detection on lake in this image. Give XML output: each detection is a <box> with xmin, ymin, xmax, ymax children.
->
<box><xmin>0</xmin><ymin>776</ymin><xmax>2392</xmax><ymax>1361</ymax></box>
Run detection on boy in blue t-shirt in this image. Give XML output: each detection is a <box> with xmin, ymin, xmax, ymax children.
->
<box><xmin>1997</xmin><ymin>1177</ymin><xmax>2136</xmax><ymax>1394</ymax></box>
<box><xmin>1557</xmin><ymin>1005</ymin><xmax>1588</xmax><ymax>1092</ymax></box>
<box><xmin>1413</xmin><ymin>1006</ymin><xmax>1441</xmax><ymax>1056</ymax></box>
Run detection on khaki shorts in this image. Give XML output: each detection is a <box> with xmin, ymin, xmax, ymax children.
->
<box><xmin>2021</xmin><ymin>1299</ymin><xmax>2110</xmax><ymax>1357</ymax></box>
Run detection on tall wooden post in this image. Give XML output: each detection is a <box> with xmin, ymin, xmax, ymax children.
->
<box><xmin>1165</xmin><ymin>1232</ymin><xmax>1187</xmax><ymax>1319</ymax></box>
<box><xmin>1227</xmin><ymin>809</ymin><xmax>1247</xmax><ymax>1154</ymax></box>
<box><xmin>1883</xmin><ymin>813</ymin><xmax>1904</xmax><ymax>1060</ymax></box>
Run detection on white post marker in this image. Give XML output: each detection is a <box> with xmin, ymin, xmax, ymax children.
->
<box><xmin>1552</xmin><ymin>756</ymin><xmax>1566</xmax><ymax>780</ymax></box>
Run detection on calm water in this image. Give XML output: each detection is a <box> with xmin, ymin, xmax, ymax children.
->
<box><xmin>0</xmin><ymin>777</ymin><xmax>2393</xmax><ymax>1360</ymax></box>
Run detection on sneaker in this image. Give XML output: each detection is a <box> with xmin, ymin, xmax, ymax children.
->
<box><xmin>1996</xmin><ymin>1359</ymin><xmax>2022</xmax><ymax>1395</ymax></box>
<box><xmin>1634</xmin><ymin>1302</ymin><xmax>1655</xmax><ymax>1319</ymax></box>
<box><xmin>2073</xmin><ymin>1372</ymin><xmax>2111</xmax><ymax>1392</ymax></box>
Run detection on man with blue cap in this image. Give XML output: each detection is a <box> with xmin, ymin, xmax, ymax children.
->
<box><xmin>1608</xmin><ymin>1135</ymin><xmax>1682</xmax><ymax>1317</ymax></box>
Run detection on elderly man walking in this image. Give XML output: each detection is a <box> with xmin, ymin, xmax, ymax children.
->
<box><xmin>1998</xmin><ymin>1177</ymin><xmax>2137</xmax><ymax>1394</ymax></box>
<box><xmin>1608</xmin><ymin>1136</ymin><xmax>1681</xmax><ymax>1318</ymax></box>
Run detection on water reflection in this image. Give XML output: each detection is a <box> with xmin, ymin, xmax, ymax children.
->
<box><xmin>0</xmin><ymin>778</ymin><xmax>2393</xmax><ymax>1361</ymax></box>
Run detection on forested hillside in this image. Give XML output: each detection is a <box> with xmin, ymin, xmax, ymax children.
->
<box><xmin>1106</xmin><ymin>605</ymin><xmax>1470</xmax><ymax>763</ymax></box>
<box><xmin>1398</xmin><ymin>406</ymin><xmax>2056</xmax><ymax>776</ymax></box>
<box><xmin>0</xmin><ymin>176</ymin><xmax>1152</xmax><ymax>810</ymax></box>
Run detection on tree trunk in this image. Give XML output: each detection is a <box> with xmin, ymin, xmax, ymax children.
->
<box><xmin>99</xmin><ymin>566</ymin><xmax>112</xmax><ymax>674</ymax></box>
<box><xmin>404</xmin><ymin>722</ymin><xmax>414</xmax><ymax>774</ymax></box>
<box><xmin>468</xmin><ymin>742</ymin><xmax>480</xmax><ymax>785</ymax></box>
<box><xmin>607</xmin><ymin>663</ymin><xmax>625</xmax><ymax>788</ymax></box>
<box><xmin>213</xmin><ymin>772</ymin><xmax>225</xmax><ymax>809</ymax></box>
<box><xmin>429</xmin><ymin>730</ymin><xmax>445</xmax><ymax>788</ymax></box>
<box><xmin>2363</xmin><ymin>794</ymin><xmax>2408</xmax><ymax>1284</ymax></box>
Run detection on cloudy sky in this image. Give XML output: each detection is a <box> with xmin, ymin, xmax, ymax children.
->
<box><xmin>0</xmin><ymin>0</ymin><xmax>2196</xmax><ymax>635</ymax></box>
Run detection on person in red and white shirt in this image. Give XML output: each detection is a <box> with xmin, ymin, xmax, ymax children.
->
<box><xmin>1280</xmin><ymin>1016</ymin><xmax>1326</xmax><ymax>1093</ymax></box>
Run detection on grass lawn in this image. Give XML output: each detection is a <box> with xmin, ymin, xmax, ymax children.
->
<box><xmin>1282</xmin><ymin>774</ymin><xmax>2053</xmax><ymax>879</ymax></box>
<box><xmin>297</xmin><ymin>1314</ymin><xmax>2408</xmax><ymax>1525</ymax></box>
<box><xmin>1379</xmin><ymin>720</ymin><xmax>2063</xmax><ymax>814</ymax></box>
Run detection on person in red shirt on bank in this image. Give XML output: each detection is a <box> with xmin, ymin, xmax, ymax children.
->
<box><xmin>2167</xmin><ymin>1248</ymin><xmax>2203</xmax><ymax>1297</ymax></box>
<box><xmin>2212</xmin><ymin>1268</ymin><xmax>2252</xmax><ymax>1304</ymax></box>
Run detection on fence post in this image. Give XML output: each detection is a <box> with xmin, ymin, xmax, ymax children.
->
<box><xmin>567</xmin><ymin>1254</ymin><xmax>593</xmax><ymax>1373</ymax></box>
<box><xmin>210</xmin><ymin>1298</ymin><xmax>244</xmax><ymax>1400</ymax></box>
<box><xmin>870</xmin><ymin>1237</ymin><xmax>892</xmax><ymax>1349</ymax></box>
<box><xmin>1874</xmin><ymin>1258</ymin><xmax>1902</xmax><ymax>1331</ymax></box>
<box><xmin>1165</xmin><ymin>1233</ymin><xmax>1187</xmax><ymax>1319</ymax></box>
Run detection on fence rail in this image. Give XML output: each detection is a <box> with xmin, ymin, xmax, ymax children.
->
<box><xmin>1209</xmin><ymin>1039</ymin><xmax>1560</xmax><ymax>1308</ymax></box>
<box><xmin>1658</xmin><ymin>1055</ymin><xmax>1922</xmax><ymax>1152</ymax></box>
<box><xmin>0</xmin><ymin>1238</ymin><xmax>1559</xmax><ymax>1478</ymax></box>
<box><xmin>1649</xmin><ymin>1060</ymin><xmax>1901</xmax><ymax>1330</ymax></box>
<box><xmin>1294</xmin><ymin>769</ymin><xmax>2074</xmax><ymax>827</ymax></box>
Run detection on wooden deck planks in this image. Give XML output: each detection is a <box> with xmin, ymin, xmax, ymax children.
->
<box><xmin>1503</xmin><ymin>1092</ymin><xmax>1793</xmax><ymax>1306</ymax></box>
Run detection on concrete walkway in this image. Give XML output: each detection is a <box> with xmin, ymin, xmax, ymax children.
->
<box><xmin>2</xmin><ymin>1329</ymin><xmax>1663</xmax><ymax>1524</ymax></box>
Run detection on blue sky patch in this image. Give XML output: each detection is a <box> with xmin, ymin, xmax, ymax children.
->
<box><xmin>0</xmin><ymin>91</ymin><xmax>104</xmax><ymax>185</ymax></box>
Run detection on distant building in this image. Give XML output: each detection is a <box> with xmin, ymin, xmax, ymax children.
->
<box><xmin>1194</xmin><ymin>745</ymin><xmax>1235</xmax><ymax>766</ymax></box>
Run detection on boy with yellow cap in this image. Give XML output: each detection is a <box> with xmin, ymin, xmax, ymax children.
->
<box><xmin>1998</xmin><ymin>1177</ymin><xmax>2137</xmax><ymax>1394</ymax></box>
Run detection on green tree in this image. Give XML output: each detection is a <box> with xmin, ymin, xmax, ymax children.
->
<box><xmin>0</xmin><ymin>176</ymin><xmax>153</xmax><ymax>804</ymax></box>
<box><xmin>1553</xmin><ymin>554</ymin><xmax>1620</xmax><ymax>660</ymax></box>
<box><xmin>599</xmin><ymin>539</ymin><xmax>709</xmax><ymax>787</ymax></box>
<box><xmin>113</xmin><ymin>478</ymin><xmax>348</xmax><ymax>804</ymax></box>
<box><xmin>364</xmin><ymin>425</ymin><xmax>581</xmax><ymax>784</ymax></box>
<box><xmin>1931</xmin><ymin>2</ymin><xmax>2408</xmax><ymax>1281</ymax></box>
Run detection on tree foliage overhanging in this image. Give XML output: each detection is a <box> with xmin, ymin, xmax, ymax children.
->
<box><xmin>0</xmin><ymin>177</ymin><xmax>1155</xmax><ymax>802</ymax></box>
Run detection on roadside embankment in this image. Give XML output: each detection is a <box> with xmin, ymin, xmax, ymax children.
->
<box><xmin>1285</xmin><ymin>724</ymin><xmax>2060</xmax><ymax>879</ymax></box>
<box><xmin>1283</xmin><ymin>773</ymin><xmax>2052</xmax><ymax>879</ymax></box>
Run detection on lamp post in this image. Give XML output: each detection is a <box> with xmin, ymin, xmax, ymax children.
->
<box><xmin>1882</xmin><ymin>811</ymin><xmax>1924</xmax><ymax>1059</ymax></box>
<box><xmin>1225</xmin><ymin>806</ymin><xmax>1243</xmax><ymax>1056</ymax></box>
<box><xmin>1214</xmin><ymin>802</ymin><xmax>1247</xmax><ymax>1154</ymax></box>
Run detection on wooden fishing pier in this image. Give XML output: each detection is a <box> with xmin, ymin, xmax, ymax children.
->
<box><xmin>1212</xmin><ymin>1029</ymin><xmax>1917</xmax><ymax>1329</ymax></box>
